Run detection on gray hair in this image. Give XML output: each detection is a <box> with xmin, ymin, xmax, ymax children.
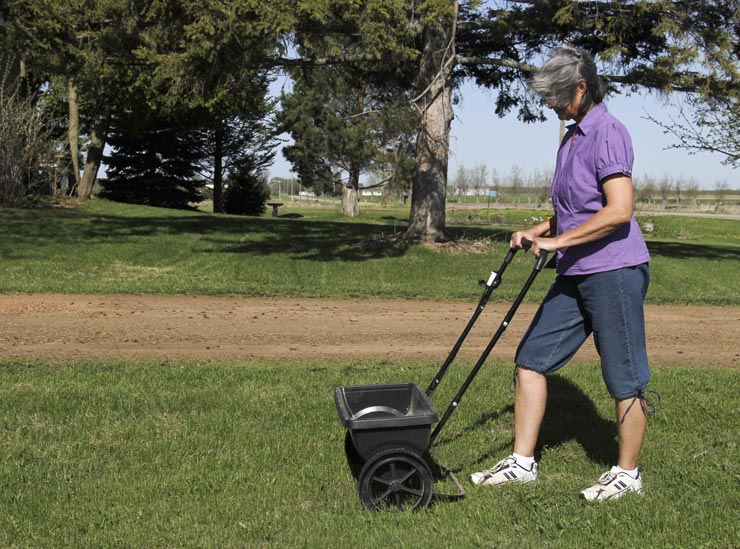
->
<box><xmin>528</xmin><ymin>45</ymin><xmax>605</xmax><ymax>116</ymax></box>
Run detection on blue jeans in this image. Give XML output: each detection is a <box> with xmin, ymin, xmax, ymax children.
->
<box><xmin>515</xmin><ymin>263</ymin><xmax>650</xmax><ymax>400</ymax></box>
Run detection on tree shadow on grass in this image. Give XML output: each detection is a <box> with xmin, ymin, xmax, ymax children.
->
<box><xmin>0</xmin><ymin>204</ymin><xmax>531</xmax><ymax>264</ymax></box>
<box><xmin>1</xmin><ymin>207</ymin><xmax>413</xmax><ymax>262</ymax></box>
<box><xmin>646</xmin><ymin>240</ymin><xmax>740</xmax><ymax>261</ymax></box>
<box><xmin>5</xmin><ymin>204</ymin><xmax>739</xmax><ymax>264</ymax></box>
<box><xmin>209</xmin><ymin>217</ymin><xmax>412</xmax><ymax>262</ymax></box>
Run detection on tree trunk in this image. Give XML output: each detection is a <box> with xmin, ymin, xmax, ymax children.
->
<box><xmin>405</xmin><ymin>6</ymin><xmax>457</xmax><ymax>242</ymax></box>
<box><xmin>67</xmin><ymin>78</ymin><xmax>81</xmax><ymax>193</ymax></box>
<box><xmin>77</xmin><ymin>112</ymin><xmax>109</xmax><ymax>198</ymax></box>
<box><xmin>213</xmin><ymin>122</ymin><xmax>225</xmax><ymax>214</ymax></box>
<box><xmin>342</xmin><ymin>165</ymin><xmax>360</xmax><ymax>217</ymax></box>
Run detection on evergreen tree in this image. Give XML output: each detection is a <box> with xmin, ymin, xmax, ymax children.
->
<box><xmin>279</xmin><ymin>64</ymin><xmax>417</xmax><ymax>217</ymax></box>
<box><xmin>100</xmin><ymin>112</ymin><xmax>205</xmax><ymax>209</ymax></box>
<box><xmin>194</xmin><ymin>101</ymin><xmax>279</xmax><ymax>214</ymax></box>
<box><xmin>223</xmin><ymin>161</ymin><xmax>271</xmax><ymax>216</ymax></box>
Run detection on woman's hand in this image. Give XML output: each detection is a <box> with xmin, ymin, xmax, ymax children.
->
<box><xmin>510</xmin><ymin>230</ymin><xmax>538</xmax><ymax>250</ymax></box>
<box><xmin>528</xmin><ymin>236</ymin><xmax>559</xmax><ymax>257</ymax></box>
<box><xmin>511</xmin><ymin>217</ymin><xmax>557</xmax><ymax>254</ymax></box>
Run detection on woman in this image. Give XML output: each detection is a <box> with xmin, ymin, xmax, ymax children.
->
<box><xmin>471</xmin><ymin>45</ymin><xmax>655</xmax><ymax>501</ymax></box>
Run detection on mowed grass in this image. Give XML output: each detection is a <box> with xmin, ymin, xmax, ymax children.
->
<box><xmin>1</xmin><ymin>199</ymin><xmax>739</xmax><ymax>304</ymax></box>
<box><xmin>1</xmin><ymin>199</ymin><xmax>739</xmax><ymax>547</ymax></box>
<box><xmin>0</xmin><ymin>359</ymin><xmax>738</xmax><ymax>547</ymax></box>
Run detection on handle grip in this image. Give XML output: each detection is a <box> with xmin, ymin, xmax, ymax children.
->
<box><xmin>519</xmin><ymin>238</ymin><xmax>549</xmax><ymax>271</ymax></box>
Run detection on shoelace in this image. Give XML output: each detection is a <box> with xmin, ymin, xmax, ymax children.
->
<box><xmin>598</xmin><ymin>471</ymin><xmax>617</xmax><ymax>485</ymax></box>
<box><xmin>484</xmin><ymin>458</ymin><xmax>515</xmax><ymax>476</ymax></box>
<box><xmin>620</xmin><ymin>388</ymin><xmax>662</xmax><ymax>424</ymax></box>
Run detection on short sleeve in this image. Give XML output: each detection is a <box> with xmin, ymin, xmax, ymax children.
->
<box><xmin>595</xmin><ymin>120</ymin><xmax>634</xmax><ymax>182</ymax></box>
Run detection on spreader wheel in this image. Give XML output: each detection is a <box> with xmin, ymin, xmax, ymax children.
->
<box><xmin>358</xmin><ymin>448</ymin><xmax>433</xmax><ymax>512</ymax></box>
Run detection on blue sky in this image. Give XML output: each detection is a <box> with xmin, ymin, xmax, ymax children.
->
<box><xmin>270</xmin><ymin>79</ymin><xmax>738</xmax><ymax>190</ymax></box>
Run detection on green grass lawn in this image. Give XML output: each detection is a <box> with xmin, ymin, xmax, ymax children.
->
<box><xmin>1</xmin><ymin>199</ymin><xmax>738</xmax><ymax>547</ymax></box>
<box><xmin>1</xmin><ymin>359</ymin><xmax>737</xmax><ymax>547</ymax></box>
<box><xmin>1</xmin><ymin>199</ymin><xmax>739</xmax><ymax>304</ymax></box>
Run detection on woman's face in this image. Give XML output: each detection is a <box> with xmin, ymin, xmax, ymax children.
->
<box><xmin>548</xmin><ymin>79</ymin><xmax>588</xmax><ymax>122</ymax></box>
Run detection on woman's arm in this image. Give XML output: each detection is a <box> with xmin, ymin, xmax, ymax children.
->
<box><xmin>510</xmin><ymin>216</ymin><xmax>557</xmax><ymax>249</ymax></box>
<box><xmin>528</xmin><ymin>174</ymin><xmax>634</xmax><ymax>255</ymax></box>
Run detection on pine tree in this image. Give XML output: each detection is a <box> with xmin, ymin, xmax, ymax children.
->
<box><xmin>223</xmin><ymin>160</ymin><xmax>271</xmax><ymax>216</ymax></box>
<box><xmin>279</xmin><ymin>64</ymin><xmax>417</xmax><ymax>217</ymax></box>
<box><xmin>100</xmin><ymin>113</ymin><xmax>205</xmax><ymax>209</ymax></box>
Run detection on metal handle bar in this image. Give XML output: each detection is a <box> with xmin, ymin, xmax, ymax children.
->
<box><xmin>425</xmin><ymin>238</ymin><xmax>547</xmax><ymax>397</ymax></box>
<box><xmin>426</xmin><ymin>243</ymin><xmax>518</xmax><ymax>397</ymax></box>
<box><xmin>521</xmin><ymin>238</ymin><xmax>550</xmax><ymax>271</ymax></box>
<box><xmin>428</xmin><ymin>245</ymin><xmax>549</xmax><ymax>445</ymax></box>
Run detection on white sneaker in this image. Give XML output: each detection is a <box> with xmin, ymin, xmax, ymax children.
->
<box><xmin>470</xmin><ymin>455</ymin><xmax>539</xmax><ymax>486</ymax></box>
<box><xmin>580</xmin><ymin>466</ymin><xmax>644</xmax><ymax>501</ymax></box>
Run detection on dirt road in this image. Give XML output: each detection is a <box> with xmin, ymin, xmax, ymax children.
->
<box><xmin>1</xmin><ymin>293</ymin><xmax>737</xmax><ymax>368</ymax></box>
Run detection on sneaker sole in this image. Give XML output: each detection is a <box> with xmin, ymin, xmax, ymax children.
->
<box><xmin>471</xmin><ymin>475</ymin><xmax>538</xmax><ymax>486</ymax></box>
<box><xmin>580</xmin><ymin>487</ymin><xmax>644</xmax><ymax>501</ymax></box>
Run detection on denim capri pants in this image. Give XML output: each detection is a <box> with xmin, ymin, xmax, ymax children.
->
<box><xmin>515</xmin><ymin>263</ymin><xmax>650</xmax><ymax>400</ymax></box>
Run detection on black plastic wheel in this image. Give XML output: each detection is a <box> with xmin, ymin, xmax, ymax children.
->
<box><xmin>358</xmin><ymin>448</ymin><xmax>433</xmax><ymax>512</ymax></box>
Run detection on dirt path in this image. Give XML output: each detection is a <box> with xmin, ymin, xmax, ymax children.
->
<box><xmin>0</xmin><ymin>293</ymin><xmax>737</xmax><ymax>367</ymax></box>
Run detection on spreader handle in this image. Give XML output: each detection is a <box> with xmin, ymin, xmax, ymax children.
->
<box><xmin>429</xmin><ymin>238</ymin><xmax>551</xmax><ymax>445</ymax></box>
<box><xmin>427</xmin><ymin>236</ymin><xmax>548</xmax><ymax>399</ymax></box>
<box><xmin>519</xmin><ymin>238</ymin><xmax>549</xmax><ymax>271</ymax></box>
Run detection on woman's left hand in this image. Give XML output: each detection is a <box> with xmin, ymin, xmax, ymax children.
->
<box><xmin>529</xmin><ymin>236</ymin><xmax>559</xmax><ymax>257</ymax></box>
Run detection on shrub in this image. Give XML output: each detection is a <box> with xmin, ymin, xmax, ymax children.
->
<box><xmin>0</xmin><ymin>59</ymin><xmax>57</xmax><ymax>207</ymax></box>
<box><xmin>223</xmin><ymin>170</ymin><xmax>270</xmax><ymax>216</ymax></box>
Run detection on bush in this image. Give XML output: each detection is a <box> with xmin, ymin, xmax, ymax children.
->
<box><xmin>223</xmin><ymin>171</ymin><xmax>270</xmax><ymax>216</ymax></box>
<box><xmin>0</xmin><ymin>60</ymin><xmax>57</xmax><ymax>207</ymax></box>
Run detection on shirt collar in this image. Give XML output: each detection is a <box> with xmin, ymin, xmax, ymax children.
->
<box><xmin>567</xmin><ymin>102</ymin><xmax>608</xmax><ymax>136</ymax></box>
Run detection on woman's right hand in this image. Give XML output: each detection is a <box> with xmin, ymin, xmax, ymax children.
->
<box><xmin>510</xmin><ymin>231</ymin><xmax>536</xmax><ymax>249</ymax></box>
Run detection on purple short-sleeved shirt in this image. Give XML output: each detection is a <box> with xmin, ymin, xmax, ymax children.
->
<box><xmin>552</xmin><ymin>103</ymin><xmax>650</xmax><ymax>275</ymax></box>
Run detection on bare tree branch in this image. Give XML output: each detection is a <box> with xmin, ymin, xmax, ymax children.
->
<box><xmin>644</xmin><ymin>100</ymin><xmax>740</xmax><ymax>167</ymax></box>
<box><xmin>360</xmin><ymin>175</ymin><xmax>393</xmax><ymax>190</ymax></box>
